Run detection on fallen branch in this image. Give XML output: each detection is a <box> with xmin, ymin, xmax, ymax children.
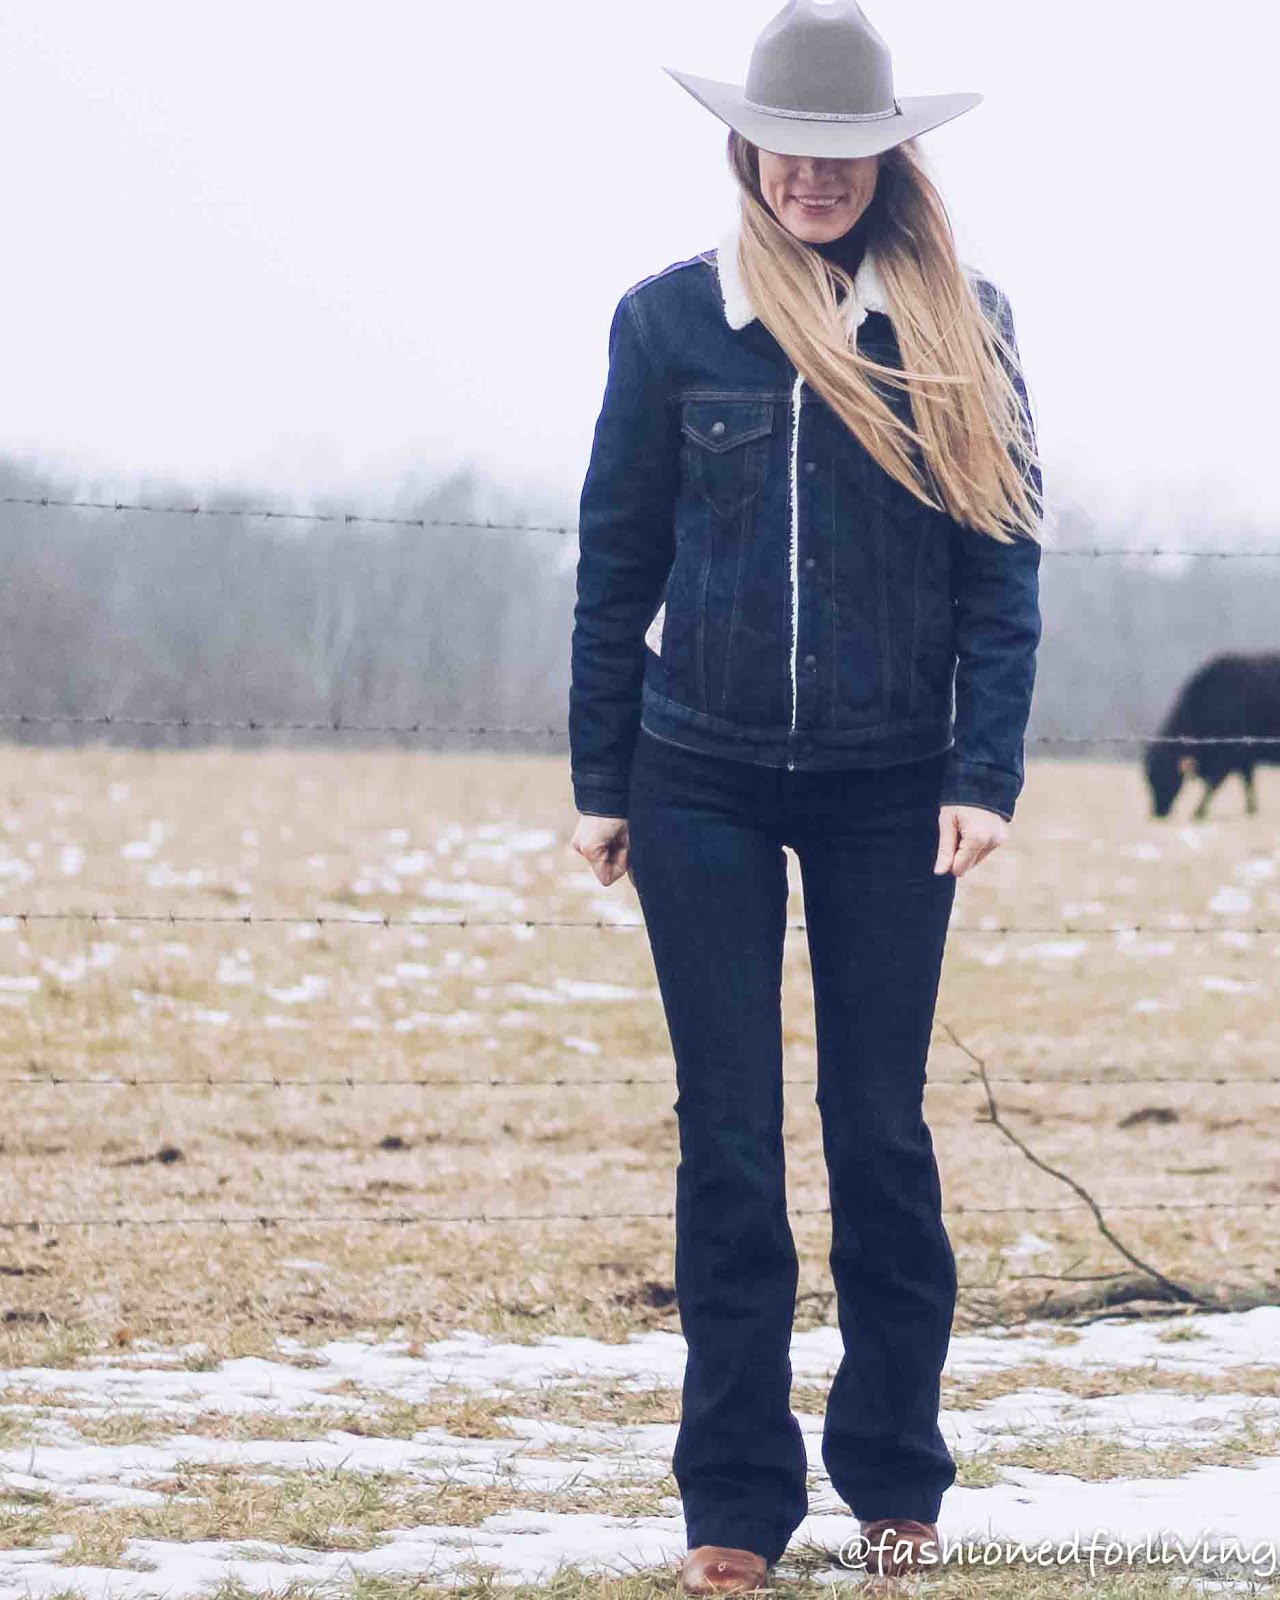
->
<box><xmin>938</xmin><ymin>1022</ymin><xmax>1209</xmax><ymax>1309</ymax></box>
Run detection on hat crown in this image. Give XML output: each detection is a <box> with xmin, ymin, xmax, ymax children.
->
<box><xmin>744</xmin><ymin>0</ymin><xmax>895</xmax><ymax>118</ymax></box>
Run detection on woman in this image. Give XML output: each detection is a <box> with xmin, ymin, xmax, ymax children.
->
<box><xmin>568</xmin><ymin>0</ymin><xmax>1043</xmax><ymax>1585</ymax></box>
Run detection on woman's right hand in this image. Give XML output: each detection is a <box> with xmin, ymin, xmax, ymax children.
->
<box><xmin>571</xmin><ymin>814</ymin><xmax>633</xmax><ymax>888</ymax></box>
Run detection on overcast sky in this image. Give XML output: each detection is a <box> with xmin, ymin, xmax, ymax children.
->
<box><xmin>0</xmin><ymin>1</ymin><xmax>1275</xmax><ymax>529</ymax></box>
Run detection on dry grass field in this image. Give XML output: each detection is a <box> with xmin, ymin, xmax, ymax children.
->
<box><xmin>0</xmin><ymin>743</ymin><xmax>1278</xmax><ymax>1596</ymax></box>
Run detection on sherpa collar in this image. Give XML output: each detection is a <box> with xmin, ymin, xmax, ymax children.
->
<box><xmin>713</xmin><ymin>208</ymin><xmax>890</xmax><ymax>334</ymax></box>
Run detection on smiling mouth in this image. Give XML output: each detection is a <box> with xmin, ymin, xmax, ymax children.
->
<box><xmin>793</xmin><ymin>195</ymin><xmax>845</xmax><ymax>208</ymax></box>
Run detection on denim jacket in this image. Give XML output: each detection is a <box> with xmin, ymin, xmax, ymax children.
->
<box><xmin>569</xmin><ymin>214</ymin><xmax>1043</xmax><ymax>822</ymax></box>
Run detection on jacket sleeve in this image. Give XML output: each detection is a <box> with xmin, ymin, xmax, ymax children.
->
<box><xmin>569</xmin><ymin>288</ymin><xmax>679</xmax><ymax>818</ymax></box>
<box><xmin>939</xmin><ymin>283</ymin><xmax>1044</xmax><ymax>823</ymax></box>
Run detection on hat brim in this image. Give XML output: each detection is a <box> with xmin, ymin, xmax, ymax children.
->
<box><xmin>663</xmin><ymin>66</ymin><xmax>982</xmax><ymax>158</ymax></box>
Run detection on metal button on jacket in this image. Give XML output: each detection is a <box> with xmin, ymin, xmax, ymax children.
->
<box><xmin>710</xmin><ymin>419</ymin><xmax>726</xmax><ymax>437</ymax></box>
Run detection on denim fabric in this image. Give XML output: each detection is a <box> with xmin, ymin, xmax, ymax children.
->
<box><xmin>569</xmin><ymin>248</ymin><xmax>1043</xmax><ymax>823</ymax></box>
<box><xmin>626</xmin><ymin>726</ymin><xmax>959</xmax><ymax>1561</ymax></box>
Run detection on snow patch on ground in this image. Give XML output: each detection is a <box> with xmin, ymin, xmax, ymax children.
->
<box><xmin>1</xmin><ymin>1306</ymin><xmax>1279</xmax><ymax>1594</ymax></box>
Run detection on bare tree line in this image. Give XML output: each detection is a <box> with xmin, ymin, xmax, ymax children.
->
<box><xmin>0</xmin><ymin>456</ymin><xmax>1274</xmax><ymax>753</ymax></box>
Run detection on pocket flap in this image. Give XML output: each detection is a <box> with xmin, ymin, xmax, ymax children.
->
<box><xmin>680</xmin><ymin>399</ymin><xmax>775</xmax><ymax>453</ymax></box>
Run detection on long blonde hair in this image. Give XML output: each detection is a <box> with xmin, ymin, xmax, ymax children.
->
<box><xmin>728</xmin><ymin>131</ymin><xmax>1042</xmax><ymax>544</ymax></box>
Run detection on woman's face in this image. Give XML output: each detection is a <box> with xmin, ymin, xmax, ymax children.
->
<box><xmin>756</xmin><ymin>148</ymin><xmax>880</xmax><ymax>243</ymax></box>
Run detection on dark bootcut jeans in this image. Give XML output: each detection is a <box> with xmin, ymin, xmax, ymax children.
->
<box><xmin>625</xmin><ymin>725</ymin><xmax>959</xmax><ymax>1566</ymax></box>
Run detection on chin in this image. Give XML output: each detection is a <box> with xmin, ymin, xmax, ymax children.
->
<box><xmin>785</xmin><ymin>207</ymin><xmax>858</xmax><ymax>242</ymax></box>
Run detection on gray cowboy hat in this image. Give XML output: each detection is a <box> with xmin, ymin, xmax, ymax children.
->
<box><xmin>664</xmin><ymin>0</ymin><xmax>982</xmax><ymax>159</ymax></box>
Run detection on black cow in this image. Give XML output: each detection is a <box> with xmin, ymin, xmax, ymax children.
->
<box><xmin>1144</xmin><ymin>652</ymin><xmax>1280</xmax><ymax>819</ymax></box>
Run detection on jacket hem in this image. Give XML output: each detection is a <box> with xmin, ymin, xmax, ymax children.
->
<box><xmin>640</xmin><ymin>684</ymin><xmax>956</xmax><ymax>769</ymax></box>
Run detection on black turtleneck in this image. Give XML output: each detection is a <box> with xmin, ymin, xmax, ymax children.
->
<box><xmin>808</xmin><ymin>205</ymin><xmax>874</xmax><ymax>280</ymax></box>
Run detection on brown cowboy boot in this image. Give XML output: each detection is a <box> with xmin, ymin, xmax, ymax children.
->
<box><xmin>857</xmin><ymin>1519</ymin><xmax>941</xmax><ymax>1578</ymax></box>
<box><xmin>679</xmin><ymin>1544</ymin><xmax>770</xmax><ymax>1594</ymax></box>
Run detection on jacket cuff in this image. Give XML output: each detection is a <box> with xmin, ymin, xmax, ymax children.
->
<box><xmin>572</xmin><ymin>771</ymin><xmax>630</xmax><ymax>819</ymax></box>
<box><xmin>939</xmin><ymin>756</ymin><xmax>1020</xmax><ymax>822</ymax></box>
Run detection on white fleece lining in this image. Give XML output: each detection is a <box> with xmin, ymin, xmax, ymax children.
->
<box><xmin>787</xmin><ymin>370</ymin><xmax>803</xmax><ymax>741</ymax></box>
<box><xmin>713</xmin><ymin>208</ymin><xmax>891</xmax><ymax>332</ymax></box>
<box><xmin>644</xmin><ymin>601</ymin><xmax>665</xmax><ymax>655</ymax></box>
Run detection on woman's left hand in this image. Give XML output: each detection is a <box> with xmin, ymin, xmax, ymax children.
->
<box><xmin>934</xmin><ymin>804</ymin><xmax>1008</xmax><ymax>877</ymax></box>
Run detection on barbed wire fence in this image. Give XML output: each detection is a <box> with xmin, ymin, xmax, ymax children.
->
<box><xmin>0</xmin><ymin>909</ymin><xmax>1275</xmax><ymax>932</ymax></box>
<box><xmin>0</xmin><ymin>1198</ymin><xmax>1271</xmax><ymax>1234</ymax></box>
<box><xmin>0</xmin><ymin>713</ymin><xmax>1276</xmax><ymax>745</ymax></box>
<box><xmin>2</xmin><ymin>1065</ymin><xmax>1277</xmax><ymax>1089</ymax></box>
<box><xmin>1</xmin><ymin>491</ymin><xmax>1277</xmax><ymax>553</ymax></box>
<box><xmin>0</xmin><ymin>500</ymin><xmax>1275</xmax><ymax>1278</ymax></box>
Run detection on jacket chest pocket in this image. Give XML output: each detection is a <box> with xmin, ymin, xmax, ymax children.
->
<box><xmin>680</xmin><ymin>399</ymin><xmax>774</xmax><ymax>516</ymax></box>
